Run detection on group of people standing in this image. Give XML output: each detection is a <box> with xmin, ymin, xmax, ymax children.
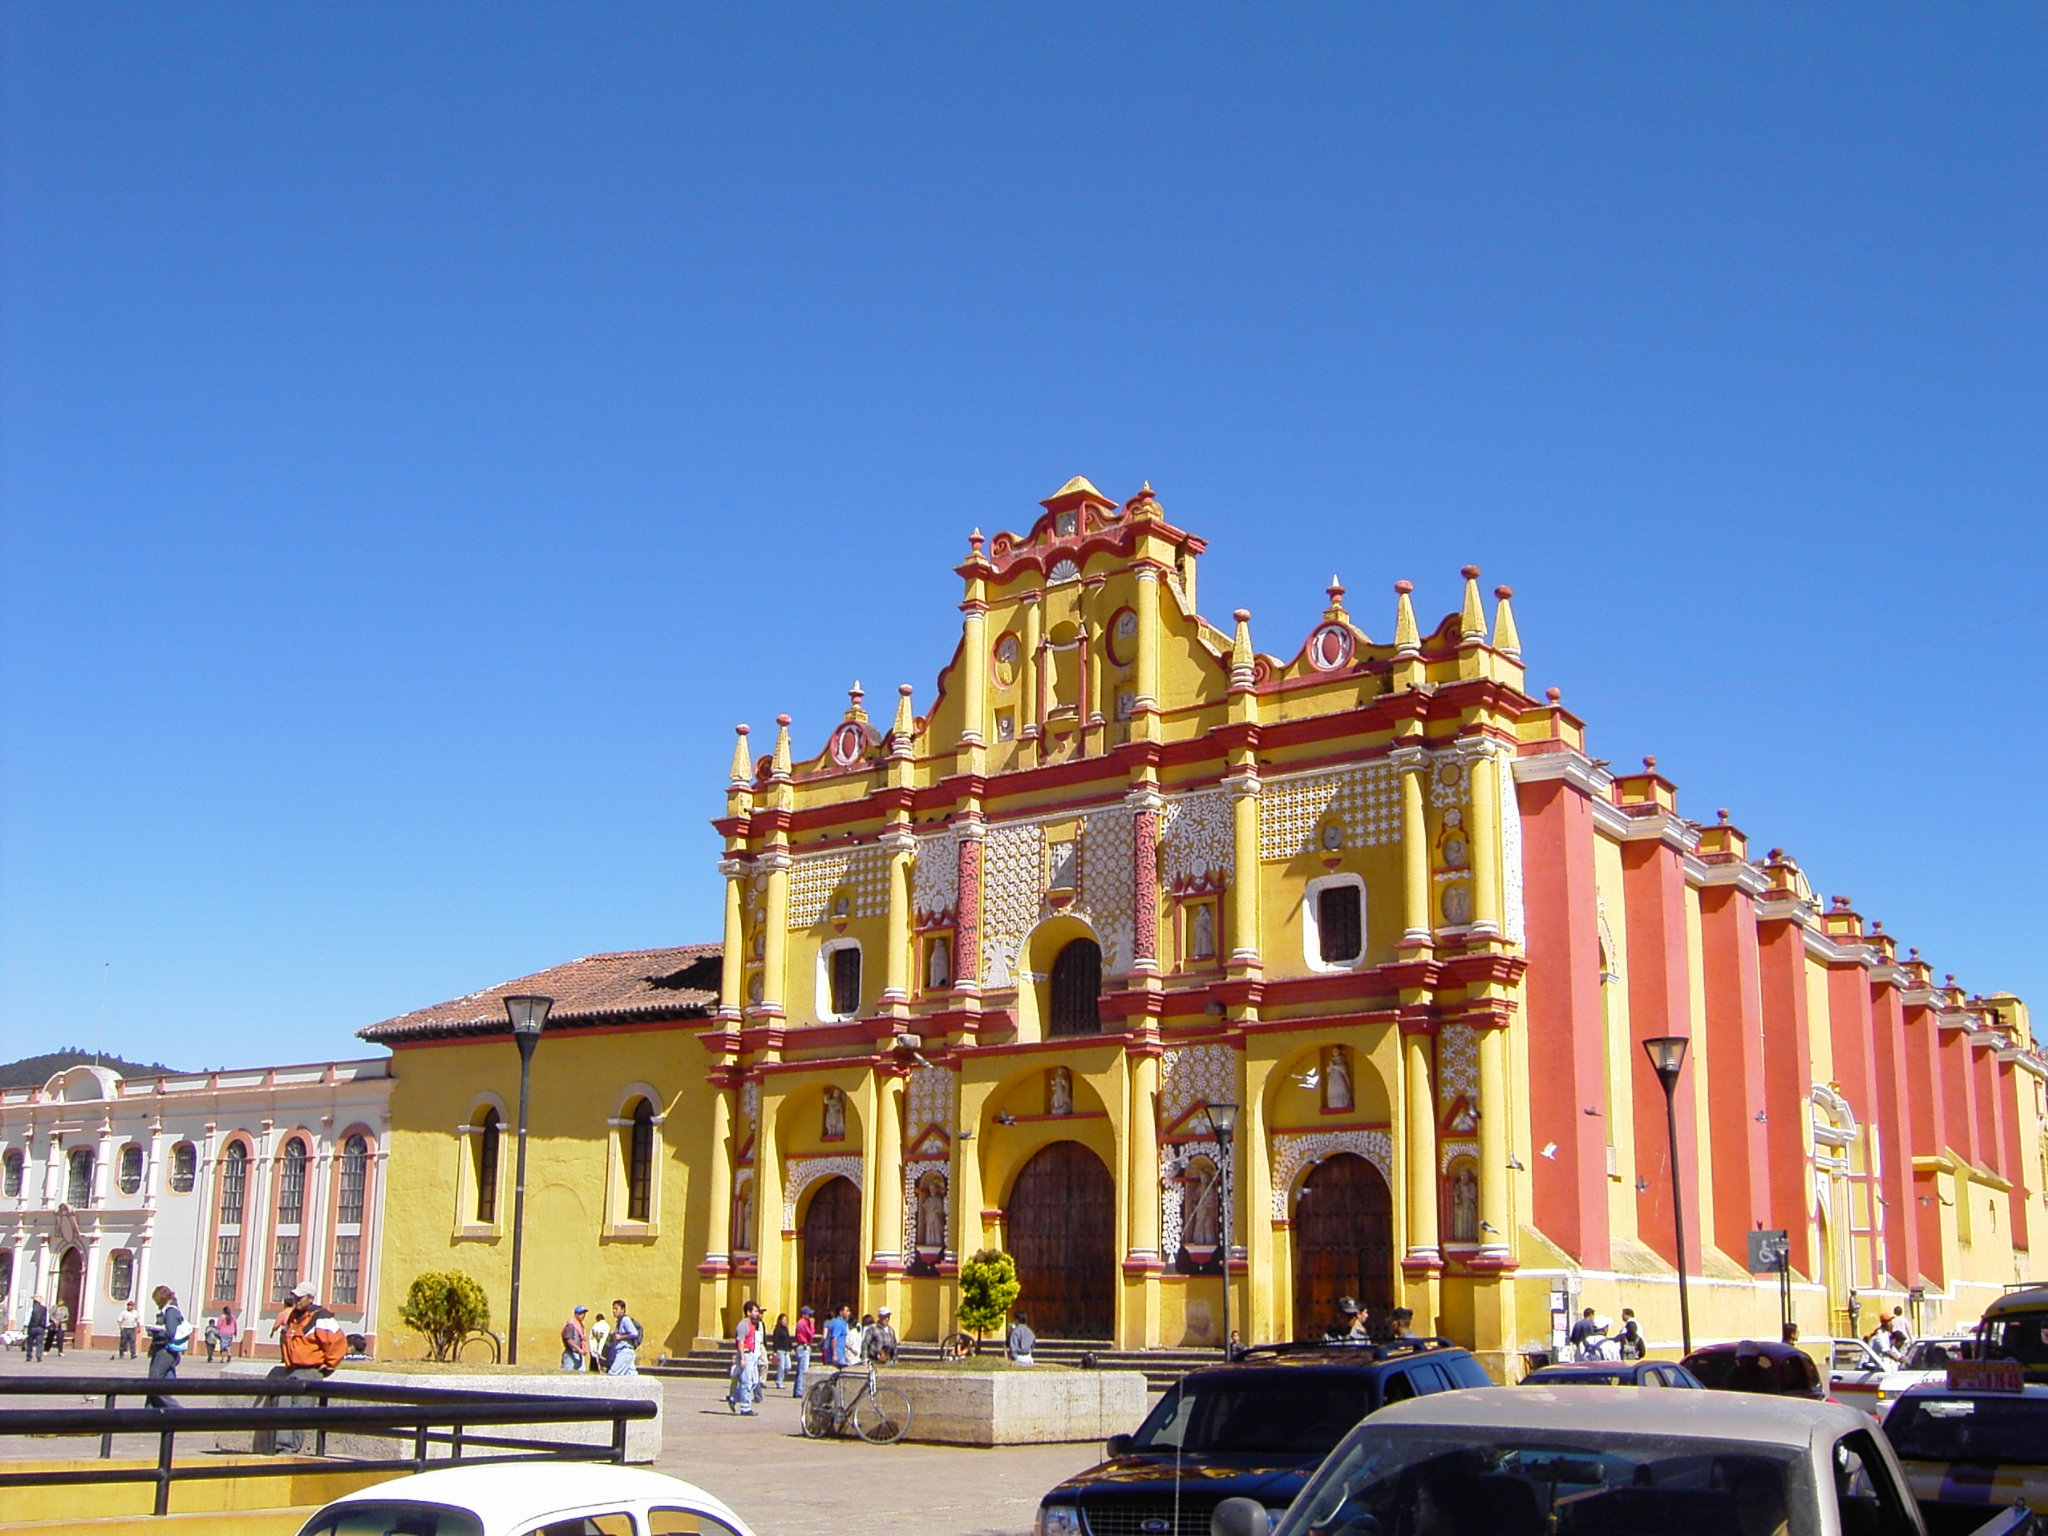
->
<box><xmin>1563</xmin><ymin>1306</ymin><xmax>1648</xmax><ymax>1361</ymax></box>
<box><xmin>559</xmin><ymin>1299</ymin><xmax>644</xmax><ymax>1375</ymax></box>
<box><xmin>725</xmin><ymin>1301</ymin><xmax>898</xmax><ymax>1415</ymax></box>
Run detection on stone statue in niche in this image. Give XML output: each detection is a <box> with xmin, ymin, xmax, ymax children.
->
<box><xmin>1442</xmin><ymin>883</ymin><xmax>1473</xmax><ymax>927</ymax></box>
<box><xmin>1439</xmin><ymin>806</ymin><xmax>1468</xmax><ymax>869</ymax></box>
<box><xmin>1190</xmin><ymin>903</ymin><xmax>1216</xmax><ymax>961</ymax></box>
<box><xmin>822</xmin><ymin>1086</ymin><xmax>846</xmax><ymax>1142</ymax></box>
<box><xmin>916</xmin><ymin>1171</ymin><xmax>948</xmax><ymax>1249</ymax></box>
<box><xmin>1048</xmin><ymin>1066</ymin><xmax>1074</xmax><ymax>1117</ymax></box>
<box><xmin>1182</xmin><ymin>1156</ymin><xmax>1219</xmax><ymax>1248</ymax></box>
<box><xmin>1450</xmin><ymin>1164</ymin><xmax>1479</xmax><ymax>1243</ymax></box>
<box><xmin>1324</xmin><ymin>1045</ymin><xmax>1353</xmax><ymax>1113</ymax></box>
<box><xmin>730</xmin><ymin>1176</ymin><xmax>754</xmax><ymax>1253</ymax></box>
<box><xmin>927</xmin><ymin>939</ymin><xmax>951</xmax><ymax>991</ymax></box>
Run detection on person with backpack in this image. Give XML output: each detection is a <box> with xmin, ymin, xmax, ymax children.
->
<box><xmin>144</xmin><ymin>1286</ymin><xmax>188</xmax><ymax>1407</ymax></box>
<box><xmin>605</xmin><ymin>1299</ymin><xmax>643</xmax><ymax>1375</ymax></box>
<box><xmin>791</xmin><ymin>1306</ymin><xmax>816</xmax><ymax>1398</ymax></box>
<box><xmin>1618</xmin><ymin>1309</ymin><xmax>1646</xmax><ymax>1361</ymax></box>
<box><xmin>264</xmin><ymin>1282</ymin><xmax>348</xmax><ymax>1454</ymax></box>
<box><xmin>727</xmin><ymin>1301</ymin><xmax>764</xmax><ymax>1415</ymax></box>
<box><xmin>24</xmin><ymin>1297</ymin><xmax>48</xmax><ymax>1363</ymax></box>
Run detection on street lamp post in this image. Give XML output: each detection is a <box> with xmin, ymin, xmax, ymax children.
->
<box><xmin>1200</xmin><ymin>1100</ymin><xmax>1240</xmax><ymax>1357</ymax></box>
<box><xmin>1641</xmin><ymin>1035</ymin><xmax>1693</xmax><ymax>1356</ymax></box>
<box><xmin>502</xmin><ymin>994</ymin><xmax>553</xmax><ymax>1366</ymax></box>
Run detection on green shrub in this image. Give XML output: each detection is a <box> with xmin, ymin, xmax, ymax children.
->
<box><xmin>400</xmin><ymin>1271</ymin><xmax>491</xmax><ymax>1362</ymax></box>
<box><xmin>957</xmin><ymin>1248</ymin><xmax>1021</xmax><ymax>1339</ymax></box>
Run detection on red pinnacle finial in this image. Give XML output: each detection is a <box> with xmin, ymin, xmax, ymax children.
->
<box><xmin>899</xmin><ymin>683</ymin><xmax>914</xmax><ymax>696</ymax></box>
<box><xmin>1495</xmin><ymin>584</ymin><xmax>1513</xmax><ymax>600</ymax></box>
<box><xmin>969</xmin><ymin>528</ymin><xmax>984</xmax><ymax>554</ymax></box>
<box><xmin>1909</xmin><ymin>947</ymin><xmax>1921</xmax><ymax>960</ymax></box>
<box><xmin>735</xmin><ymin>724</ymin><xmax>750</xmax><ymax>737</ymax></box>
<box><xmin>1768</xmin><ymin>847</ymin><xmax>1783</xmax><ymax>860</ymax></box>
<box><xmin>849</xmin><ymin>682</ymin><xmax>865</xmax><ymax>706</ymax></box>
<box><xmin>1642</xmin><ymin>755</ymin><xmax>1657</xmax><ymax>771</ymax></box>
<box><xmin>1461</xmin><ymin>565</ymin><xmax>1480</xmax><ymax>580</ymax></box>
<box><xmin>1717</xmin><ymin>808</ymin><xmax>1730</xmax><ymax>824</ymax></box>
<box><xmin>1872</xmin><ymin>920</ymin><xmax>1884</xmax><ymax>931</ymax></box>
<box><xmin>776</xmin><ymin>714</ymin><xmax>791</xmax><ymax>727</ymax></box>
<box><xmin>1546</xmin><ymin>687</ymin><xmax>1561</xmax><ymax>704</ymax></box>
<box><xmin>1327</xmin><ymin>575</ymin><xmax>1346</xmax><ymax>605</ymax></box>
<box><xmin>1234</xmin><ymin>609</ymin><xmax>1251</xmax><ymax>623</ymax></box>
<box><xmin>1831</xmin><ymin>895</ymin><xmax>1850</xmax><ymax>911</ymax></box>
<box><xmin>1394</xmin><ymin>579</ymin><xmax>1413</xmax><ymax>595</ymax></box>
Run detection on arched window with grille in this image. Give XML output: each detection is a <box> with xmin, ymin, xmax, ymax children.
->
<box><xmin>169</xmin><ymin>1142</ymin><xmax>197</xmax><ymax>1193</ymax></box>
<box><xmin>1048</xmin><ymin>939</ymin><xmax>1102</xmax><ymax>1036</ymax></box>
<box><xmin>272</xmin><ymin>1137</ymin><xmax>308</xmax><ymax>1303</ymax></box>
<box><xmin>627</xmin><ymin>1099</ymin><xmax>656</xmax><ymax>1223</ymax></box>
<box><xmin>66</xmin><ymin>1147</ymin><xmax>94</xmax><ymax>1206</ymax></box>
<box><xmin>213</xmin><ymin>1141</ymin><xmax>250</xmax><ymax>1306</ymax></box>
<box><xmin>331</xmin><ymin>1133</ymin><xmax>371</xmax><ymax>1309</ymax></box>
<box><xmin>3</xmin><ymin>1150</ymin><xmax>22</xmax><ymax>1198</ymax></box>
<box><xmin>109</xmin><ymin>1249</ymin><xmax>135</xmax><ymax>1302</ymax></box>
<box><xmin>118</xmin><ymin>1144</ymin><xmax>143</xmax><ymax>1195</ymax></box>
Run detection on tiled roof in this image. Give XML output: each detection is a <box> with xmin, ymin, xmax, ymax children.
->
<box><xmin>359</xmin><ymin>945</ymin><xmax>721</xmax><ymax>1044</ymax></box>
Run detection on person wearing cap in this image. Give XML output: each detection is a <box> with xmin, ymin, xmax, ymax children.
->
<box><xmin>560</xmin><ymin>1305</ymin><xmax>590</xmax><ymax>1372</ymax></box>
<box><xmin>861</xmin><ymin>1306</ymin><xmax>899</xmax><ymax>1366</ymax></box>
<box><xmin>264</xmin><ymin>1282</ymin><xmax>346</xmax><ymax>1454</ymax></box>
<box><xmin>791</xmin><ymin>1305</ymin><xmax>816</xmax><ymax>1397</ymax></box>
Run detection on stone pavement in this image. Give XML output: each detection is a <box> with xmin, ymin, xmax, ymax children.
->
<box><xmin>652</xmin><ymin>1372</ymin><xmax>1112</xmax><ymax>1536</ymax></box>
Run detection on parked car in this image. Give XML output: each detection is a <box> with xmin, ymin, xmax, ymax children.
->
<box><xmin>1214</xmin><ymin>1384</ymin><xmax>1932</xmax><ymax>1536</ymax></box>
<box><xmin>1874</xmin><ymin>1336</ymin><xmax>1988</xmax><ymax>1415</ymax></box>
<box><xmin>1883</xmin><ymin>1378</ymin><xmax>2048</xmax><ymax>1536</ymax></box>
<box><xmin>1679</xmin><ymin>1339</ymin><xmax>1825</xmax><ymax>1399</ymax></box>
<box><xmin>1824</xmin><ymin>1335</ymin><xmax>1895</xmax><ymax>1417</ymax></box>
<box><xmin>1981</xmin><ymin>1285</ymin><xmax>2048</xmax><ymax>1385</ymax></box>
<box><xmin>1520</xmin><ymin>1359</ymin><xmax>1702</xmax><ymax>1389</ymax></box>
<box><xmin>1031</xmin><ymin>1340</ymin><xmax>1492</xmax><ymax>1536</ymax></box>
<box><xmin>294</xmin><ymin>1464</ymin><xmax>754</xmax><ymax>1536</ymax></box>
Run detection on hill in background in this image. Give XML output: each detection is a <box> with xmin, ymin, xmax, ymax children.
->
<box><xmin>0</xmin><ymin>1048</ymin><xmax>180</xmax><ymax>1089</ymax></box>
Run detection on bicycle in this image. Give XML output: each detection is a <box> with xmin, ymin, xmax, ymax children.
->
<box><xmin>800</xmin><ymin>1361</ymin><xmax>911</xmax><ymax>1444</ymax></box>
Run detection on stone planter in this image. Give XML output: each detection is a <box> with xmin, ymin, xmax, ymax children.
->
<box><xmin>218</xmin><ymin>1361</ymin><xmax>664</xmax><ymax>1464</ymax></box>
<box><xmin>884</xmin><ymin>1368</ymin><xmax>1148</xmax><ymax>1447</ymax></box>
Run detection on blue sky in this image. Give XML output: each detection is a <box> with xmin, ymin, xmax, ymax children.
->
<box><xmin>2</xmin><ymin>6</ymin><xmax>2043</xmax><ymax>1069</ymax></box>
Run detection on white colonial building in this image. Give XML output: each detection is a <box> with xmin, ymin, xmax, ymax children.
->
<box><xmin>0</xmin><ymin>1059</ymin><xmax>393</xmax><ymax>1352</ymax></box>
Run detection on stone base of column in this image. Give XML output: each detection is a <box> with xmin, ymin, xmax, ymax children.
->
<box><xmin>1467</xmin><ymin>1246</ymin><xmax>1519</xmax><ymax>1273</ymax></box>
<box><xmin>1122</xmin><ymin>1249</ymin><xmax>1164</xmax><ymax>1275</ymax></box>
<box><xmin>1402</xmin><ymin>1248</ymin><xmax>1445</xmax><ymax>1276</ymax></box>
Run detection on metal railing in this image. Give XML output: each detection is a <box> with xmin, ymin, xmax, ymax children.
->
<box><xmin>0</xmin><ymin>1374</ymin><xmax>658</xmax><ymax>1517</ymax></box>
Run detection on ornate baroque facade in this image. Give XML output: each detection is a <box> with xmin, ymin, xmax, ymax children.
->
<box><xmin>369</xmin><ymin>478</ymin><xmax>2044</xmax><ymax>1371</ymax></box>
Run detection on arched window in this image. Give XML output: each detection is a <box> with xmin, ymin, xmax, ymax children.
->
<box><xmin>109</xmin><ymin>1249</ymin><xmax>135</xmax><ymax>1301</ymax></box>
<box><xmin>627</xmin><ymin>1099</ymin><xmax>656</xmax><ymax>1223</ymax></box>
<box><xmin>272</xmin><ymin>1137</ymin><xmax>308</xmax><ymax>1303</ymax></box>
<box><xmin>474</xmin><ymin>1109</ymin><xmax>502</xmax><ymax>1224</ymax></box>
<box><xmin>118</xmin><ymin>1144</ymin><xmax>144</xmax><ymax>1195</ymax></box>
<box><xmin>213</xmin><ymin>1141</ymin><xmax>250</xmax><ymax>1304</ymax></box>
<box><xmin>831</xmin><ymin>947</ymin><xmax>862</xmax><ymax>1016</ymax></box>
<box><xmin>332</xmin><ymin>1134</ymin><xmax>371</xmax><ymax>1307</ymax></box>
<box><xmin>338</xmin><ymin>1136</ymin><xmax>369</xmax><ymax>1225</ymax></box>
<box><xmin>169</xmin><ymin>1142</ymin><xmax>197</xmax><ymax>1193</ymax></box>
<box><xmin>0</xmin><ymin>1249</ymin><xmax>11</xmax><ymax>1310</ymax></box>
<box><xmin>66</xmin><ymin>1147</ymin><xmax>94</xmax><ymax>1205</ymax></box>
<box><xmin>1048</xmin><ymin>939</ymin><xmax>1102</xmax><ymax>1035</ymax></box>
<box><xmin>3</xmin><ymin>1149</ymin><xmax>22</xmax><ymax>1197</ymax></box>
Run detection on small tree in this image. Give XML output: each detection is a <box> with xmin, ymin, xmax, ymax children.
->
<box><xmin>956</xmin><ymin>1248</ymin><xmax>1021</xmax><ymax>1342</ymax></box>
<box><xmin>400</xmin><ymin>1271</ymin><xmax>491</xmax><ymax>1362</ymax></box>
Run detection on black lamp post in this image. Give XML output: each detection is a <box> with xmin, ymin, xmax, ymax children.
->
<box><xmin>1641</xmin><ymin>1034</ymin><xmax>1692</xmax><ymax>1356</ymax></box>
<box><xmin>503</xmin><ymin>994</ymin><xmax>553</xmax><ymax>1365</ymax></box>
<box><xmin>1199</xmin><ymin>1100</ymin><xmax>1240</xmax><ymax>1356</ymax></box>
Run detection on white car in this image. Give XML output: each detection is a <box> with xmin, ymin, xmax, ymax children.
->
<box><xmin>1875</xmin><ymin>1336</ymin><xmax>1985</xmax><ymax>1416</ymax></box>
<box><xmin>294</xmin><ymin>1464</ymin><xmax>755</xmax><ymax>1536</ymax></box>
<box><xmin>1825</xmin><ymin>1335</ymin><xmax>1894</xmax><ymax>1417</ymax></box>
<box><xmin>1213</xmin><ymin>1383</ymin><xmax>1937</xmax><ymax>1536</ymax></box>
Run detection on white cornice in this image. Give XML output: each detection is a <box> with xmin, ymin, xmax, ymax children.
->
<box><xmin>1512</xmin><ymin>750</ymin><xmax>1614</xmax><ymax>800</ymax></box>
<box><xmin>1691</xmin><ymin>858</ymin><xmax>1772</xmax><ymax>895</ymax></box>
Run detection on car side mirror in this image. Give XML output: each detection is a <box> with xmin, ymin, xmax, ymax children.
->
<box><xmin>1106</xmin><ymin>1433</ymin><xmax>1134</xmax><ymax>1459</ymax></box>
<box><xmin>1212</xmin><ymin>1497</ymin><xmax>1270</xmax><ymax>1536</ymax></box>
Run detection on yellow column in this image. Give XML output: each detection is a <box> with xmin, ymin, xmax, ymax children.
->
<box><xmin>718</xmin><ymin>862</ymin><xmax>745</xmax><ymax>1020</ymax></box>
<box><xmin>1021</xmin><ymin>592</ymin><xmax>1043</xmax><ymax>765</ymax></box>
<box><xmin>1226</xmin><ymin>769</ymin><xmax>1261</xmax><ymax>981</ymax></box>
<box><xmin>881</xmin><ymin>826</ymin><xmax>914</xmax><ymax>1013</ymax></box>
<box><xmin>1393</xmin><ymin>748</ymin><xmax>1432</xmax><ymax>951</ymax></box>
<box><xmin>758</xmin><ymin>852</ymin><xmax>790</xmax><ymax>1018</ymax></box>
<box><xmin>872</xmin><ymin>1073</ymin><xmax>905</xmax><ymax>1314</ymax></box>
<box><xmin>958</xmin><ymin>591</ymin><xmax>988</xmax><ymax>762</ymax></box>
<box><xmin>694</xmin><ymin>1084</ymin><xmax>735</xmax><ymax>1347</ymax></box>
<box><xmin>1402</xmin><ymin>1026</ymin><xmax>1443</xmax><ymax>1328</ymax></box>
<box><xmin>1125</xmin><ymin>1047</ymin><xmax>1162</xmax><ymax>1346</ymax></box>
<box><xmin>1132</xmin><ymin>565</ymin><xmax>1162</xmax><ymax>741</ymax></box>
<box><xmin>1475</xmin><ymin>1023</ymin><xmax>1512</xmax><ymax>1265</ymax></box>
<box><xmin>1465</xmin><ymin>747</ymin><xmax>1501</xmax><ymax>940</ymax></box>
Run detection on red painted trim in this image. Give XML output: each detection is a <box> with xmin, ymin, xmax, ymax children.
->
<box><xmin>1758</xmin><ymin>919</ymin><xmax>1817</xmax><ymax>1279</ymax></box>
<box><xmin>1622</xmin><ymin>838</ymin><xmax>1704</xmax><ymax>1272</ymax></box>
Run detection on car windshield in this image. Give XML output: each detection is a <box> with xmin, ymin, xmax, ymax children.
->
<box><xmin>1131</xmin><ymin>1375</ymin><xmax>1375</xmax><ymax>1457</ymax></box>
<box><xmin>1901</xmin><ymin>1340</ymin><xmax>1976</xmax><ymax>1371</ymax></box>
<box><xmin>1988</xmin><ymin>1317</ymin><xmax>2048</xmax><ymax>1368</ymax></box>
<box><xmin>1531</xmin><ymin>1371</ymin><xmax>1630</xmax><ymax>1386</ymax></box>
<box><xmin>296</xmin><ymin>1504</ymin><xmax>486</xmax><ymax>1536</ymax></box>
<box><xmin>1885</xmin><ymin>1396</ymin><xmax>2048</xmax><ymax>1466</ymax></box>
<box><xmin>1684</xmin><ymin>1351</ymin><xmax>1813</xmax><ymax>1395</ymax></box>
<box><xmin>1274</xmin><ymin>1426</ymin><xmax>1815</xmax><ymax>1536</ymax></box>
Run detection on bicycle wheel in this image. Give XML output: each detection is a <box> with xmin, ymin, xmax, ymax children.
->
<box><xmin>853</xmin><ymin>1383</ymin><xmax>911</xmax><ymax>1445</ymax></box>
<box><xmin>800</xmin><ymin>1377</ymin><xmax>839</xmax><ymax>1439</ymax></box>
<box><xmin>940</xmin><ymin>1331</ymin><xmax>978</xmax><ymax>1360</ymax></box>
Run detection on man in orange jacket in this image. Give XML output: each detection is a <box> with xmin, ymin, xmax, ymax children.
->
<box><xmin>264</xmin><ymin>1282</ymin><xmax>348</xmax><ymax>1455</ymax></box>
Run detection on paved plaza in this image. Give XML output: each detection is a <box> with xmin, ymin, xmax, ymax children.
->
<box><xmin>0</xmin><ymin>1349</ymin><xmax>1122</xmax><ymax>1535</ymax></box>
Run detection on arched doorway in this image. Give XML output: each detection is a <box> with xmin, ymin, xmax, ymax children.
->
<box><xmin>800</xmin><ymin>1177</ymin><xmax>861</xmax><ymax>1320</ymax></box>
<box><xmin>57</xmin><ymin>1247</ymin><xmax>84</xmax><ymax>1337</ymax></box>
<box><xmin>1292</xmin><ymin>1153</ymin><xmax>1394</xmax><ymax>1341</ymax></box>
<box><xmin>1008</xmin><ymin>1141</ymin><xmax>1115</xmax><ymax>1338</ymax></box>
<box><xmin>1048</xmin><ymin>940</ymin><xmax>1102</xmax><ymax>1035</ymax></box>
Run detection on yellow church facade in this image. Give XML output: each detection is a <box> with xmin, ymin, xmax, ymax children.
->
<box><xmin>366</xmin><ymin>479</ymin><xmax>2046</xmax><ymax>1374</ymax></box>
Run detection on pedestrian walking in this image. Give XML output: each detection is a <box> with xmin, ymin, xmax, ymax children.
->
<box><xmin>727</xmin><ymin>1301</ymin><xmax>765</xmax><ymax>1415</ymax></box>
<box><xmin>605</xmin><ymin>1299</ymin><xmax>642</xmax><ymax>1376</ymax></box>
<box><xmin>144</xmin><ymin>1287</ymin><xmax>188</xmax><ymax>1408</ymax></box>
<box><xmin>1006</xmin><ymin>1310</ymin><xmax>1036</xmax><ymax>1366</ymax></box>
<box><xmin>204</xmin><ymin>1314</ymin><xmax>222</xmax><ymax>1362</ymax></box>
<box><xmin>586</xmin><ymin>1307</ymin><xmax>611</xmax><ymax>1372</ymax></box>
<box><xmin>824</xmin><ymin>1305</ymin><xmax>852</xmax><ymax>1369</ymax></box>
<box><xmin>49</xmin><ymin>1299</ymin><xmax>68</xmax><ymax>1356</ymax></box>
<box><xmin>259</xmin><ymin>1283</ymin><xmax>347</xmax><ymax>1455</ymax></box>
<box><xmin>768</xmin><ymin>1313</ymin><xmax>793</xmax><ymax>1398</ymax></box>
<box><xmin>216</xmin><ymin>1308</ymin><xmax>240</xmax><ymax>1361</ymax></box>
<box><xmin>560</xmin><ymin>1306</ymin><xmax>589</xmax><ymax>1371</ymax></box>
<box><xmin>24</xmin><ymin>1297</ymin><xmax>48</xmax><ymax>1363</ymax></box>
<box><xmin>791</xmin><ymin>1306</ymin><xmax>816</xmax><ymax>1397</ymax></box>
<box><xmin>117</xmin><ymin>1300</ymin><xmax>142</xmax><ymax>1359</ymax></box>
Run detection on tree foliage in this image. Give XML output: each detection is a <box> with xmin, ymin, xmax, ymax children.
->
<box><xmin>956</xmin><ymin>1248</ymin><xmax>1021</xmax><ymax>1338</ymax></box>
<box><xmin>400</xmin><ymin>1271</ymin><xmax>491</xmax><ymax>1362</ymax></box>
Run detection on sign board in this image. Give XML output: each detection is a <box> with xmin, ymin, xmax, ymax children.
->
<box><xmin>1948</xmin><ymin>1359</ymin><xmax>2025</xmax><ymax>1394</ymax></box>
<box><xmin>1747</xmin><ymin>1229</ymin><xmax>1790</xmax><ymax>1275</ymax></box>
